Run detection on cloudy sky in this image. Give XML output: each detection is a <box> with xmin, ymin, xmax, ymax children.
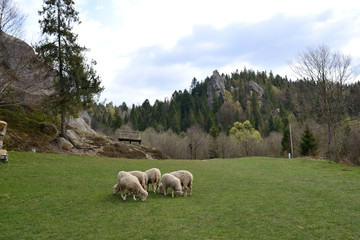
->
<box><xmin>19</xmin><ymin>0</ymin><xmax>360</xmax><ymax>106</ymax></box>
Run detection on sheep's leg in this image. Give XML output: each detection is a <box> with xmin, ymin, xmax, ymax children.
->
<box><xmin>152</xmin><ymin>181</ymin><xmax>156</xmax><ymax>193</ymax></box>
<box><xmin>121</xmin><ymin>188</ymin><xmax>126</xmax><ymax>201</ymax></box>
<box><xmin>156</xmin><ymin>181</ymin><xmax>160</xmax><ymax>193</ymax></box>
<box><xmin>163</xmin><ymin>186</ymin><xmax>167</xmax><ymax>196</ymax></box>
<box><xmin>133</xmin><ymin>194</ymin><xmax>136</xmax><ymax>201</ymax></box>
<box><xmin>183</xmin><ymin>186</ymin><xmax>188</xmax><ymax>197</ymax></box>
<box><xmin>119</xmin><ymin>187</ymin><xmax>123</xmax><ymax>199</ymax></box>
<box><xmin>171</xmin><ymin>189</ymin><xmax>174</xmax><ymax>197</ymax></box>
<box><xmin>189</xmin><ymin>182</ymin><xmax>192</xmax><ymax>196</ymax></box>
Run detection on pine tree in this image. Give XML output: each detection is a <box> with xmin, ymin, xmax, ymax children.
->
<box><xmin>299</xmin><ymin>126</ymin><xmax>318</xmax><ymax>156</ymax></box>
<box><xmin>36</xmin><ymin>0</ymin><xmax>103</xmax><ymax>139</ymax></box>
<box><xmin>249</xmin><ymin>92</ymin><xmax>262</xmax><ymax>130</ymax></box>
<box><xmin>281</xmin><ymin>126</ymin><xmax>291</xmax><ymax>155</ymax></box>
<box><xmin>208</xmin><ymin>124</ymin><xmax>219</xmax><ymax>159</ymax></box>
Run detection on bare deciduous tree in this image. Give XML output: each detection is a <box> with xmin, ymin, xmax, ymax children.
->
<box><xmin>290</xmin><ymin>45</ymin><xmax>357</xmax><ymax>159</ymax></box>
<box><xmin>0</xmin><ymin>0</ymin><xmax>26</xmax><ymax>37</ymax></box>
<box><xmin>0</xmin><ymin>31</ymin><xmax>53</xmax><ymax>107</ymax></box>
<box><xmin>186</xmin><ymin>124</ymin><xmax>209</xmax><ymax>159</ymax></box>
<box><xmin>0</xmin><ymin>0</ymin><xmax>52</xmax><ymax>107</ymax></box>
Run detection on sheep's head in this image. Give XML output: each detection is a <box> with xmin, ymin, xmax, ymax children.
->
<box><xmin>140</xmin><ymin>191</ymin><xmax>148</xmax><ymax>202</ymax></box>
<box><xmin>158</xmin><ymin>183</ymin><xmax>163</xmax><ymax>193</ymax></box>
<box><xmin>175</xmin><ymin>190</ymin><xmax>183</xmax><ymax>196</ymax></box>
<box><xmin>113</xmin><ymin>184</ymin><xmax>120</xmax><ymax>194</ymax></box>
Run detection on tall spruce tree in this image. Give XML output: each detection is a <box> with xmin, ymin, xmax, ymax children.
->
<box><xmin>299</xmin><ymin>126</ymin><xmax>318</xmax><ymax>156</ymax></box>
<box><xmin>249</xmin><ymin>92</ymin><xmax>262</xmax><ymax>130</ymax></box>
<box><xmin>36</xmin><ymin>0</ymin><xmax>103</xmax><ymax>139</ymax></box>
<box><xmin>281</xmin><ymin>126</ymin><xmax>291</xmax><ymax>155</ymax></box>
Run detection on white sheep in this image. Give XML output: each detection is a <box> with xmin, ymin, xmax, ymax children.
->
<box><xmin>113</xmin><ymin>171</ymin><xmax>128</xmax><ymax>194</ymax></box>
<box><xmin>129</xmin><ymin>170</ymin><xmax>148</xmax><ymax>191</ymax></box>
<box><xmin>170</xmin><ymin>170</ymin><xmax>193</xmax><ymax>197</ymax></box>
<box><xmin>145</xmin><ymin>168</ymin><xmax>161</xmax><ymax>193</ymax></box>
<box><xmin>159</xmin><ymin>173</ymin><xmax>183</xmax><ymax>197</ymax></box>
<box><xmin>113</xmin><ymin>171</ymin><xmax>148</xmax><ymax>201</ymax></box>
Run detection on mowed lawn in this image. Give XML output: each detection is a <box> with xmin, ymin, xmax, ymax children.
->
<box><xmin>1</xmin><ymin>152</ymin><xmax>360</xmax><ymax>239</ymax></box>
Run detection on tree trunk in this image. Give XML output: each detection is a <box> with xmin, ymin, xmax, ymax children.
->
<box><xmin>60</xmin><ymin>111</ymin><xmax>67</xmax><ymax>139</ymax></box>
<box><xmin>57</xmin><ymin>1</ymin><xmax>67</xmax><ymax>140</ymax></box>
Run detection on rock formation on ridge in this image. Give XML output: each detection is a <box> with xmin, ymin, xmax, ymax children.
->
<box><xmin>207</xmin><ymin>70</ymin><xmax>226</xmax><ymax>109</ymax></box>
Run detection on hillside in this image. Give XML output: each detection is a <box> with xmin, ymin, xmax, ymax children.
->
<box><xmin>88</xmin><ymin>69</ymin><xmax>360</xmax><ymax>163</ymax></box>
<box><xmin>107</xmin><ymin>69</ymin><xmax>360</xmax><ymax>134</ymax></box>
<box><xmin>0</xmin><ymin>107</ymin><xmax>167</xmax><ymax>160</ymax></box>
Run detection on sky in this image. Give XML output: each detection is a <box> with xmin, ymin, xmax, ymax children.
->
<box><xmin>18</xmin><ymin>0</ymin><xmax>360</xmax><ymax>106</ymax></box>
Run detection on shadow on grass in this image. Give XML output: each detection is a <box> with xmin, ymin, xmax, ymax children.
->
<box><xmin>104</xmin><ymin>191</ymin><xmax>178</xmax><ymax>204</ymax></box>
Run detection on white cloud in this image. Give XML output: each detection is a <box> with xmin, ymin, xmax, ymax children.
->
<box><xmin>19</xmin><ymin>0</ymin><xmax>360</xmax><ymax>106</ymax></box>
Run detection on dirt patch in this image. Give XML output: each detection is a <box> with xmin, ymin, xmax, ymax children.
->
<box><xmin>341</xmin><ymin>168</ymin><xmax>352</xmax><ymax>171</ymax></box>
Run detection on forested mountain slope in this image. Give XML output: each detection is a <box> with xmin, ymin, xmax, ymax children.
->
<box><xmin>91</xmin><ymin>68</ymin><xmax>360</xmax><ymax>136</ymax></box>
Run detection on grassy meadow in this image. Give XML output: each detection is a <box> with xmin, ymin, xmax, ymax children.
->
<box><xmin>1</xmin><ymin>152</ymin><xmax>360</xmax><ymax>239</ymax></box>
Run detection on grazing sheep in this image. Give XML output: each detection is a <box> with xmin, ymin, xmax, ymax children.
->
<box><xmin>160</xmin><ymin>173</ymin><xmax>183</xmax><ymax>197</ymax></box>
<box><xmin>145</xmin><ymin>168</ymin><xmax>161</xmax><ymax>193</ymax></box>
<box><xmin>170</xmin><ymin>170</ymin><xmax>193</xmax><ymax>197</ymax></box>
<box><xmin>113</xmin><ymin>171</ymin><xmax>129</xmax><ymax>194</ymax></box>
<box><xmin>129</xmin><ymin>170</ymin><xmax>147</xmax><ymax>191</ymax></box>
<box><xmin>113</xmin><ymin>171</ymin><xmax>148</xmax><ymax>201</ymax></box>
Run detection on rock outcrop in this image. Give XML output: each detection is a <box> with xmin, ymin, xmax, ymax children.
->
<box><xmin>67</xmin><ymin>117</ymin><xmax>96</xmax><ymax>134</ymax></box>
<box><xmin>0</xmin><ymin>31</ymin><xmax>54</xmax><ymax>105</ymax></box>
<box><xmin>57</xmin><ymin>137</ymin><xmax>74</xmax><ymax>150</ymax></box>
<box><xmin>207</xmin><ymin>70</ymin><xmax>226</xmax><ymax>109</ymax></box>
<box><xmin>79</xmin><ymin>110</ymin><xmax>91</xmax><ymax>126</ymax></box>
<box><xmin>249</xmin><ymin>81</ymin><xmax>264</xmax><ymax>105</ymax></box>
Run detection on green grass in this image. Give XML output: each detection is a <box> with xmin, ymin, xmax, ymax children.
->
<box><xmin>1</xmin><ymin>152</ymin><xmax>360</xmax><ymax>239</ymax></box>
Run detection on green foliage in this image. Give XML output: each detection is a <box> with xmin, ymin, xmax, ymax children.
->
<box><xmin>0</xmin><ymin>106</ymin><xmax>59</xmax><ymax>150</ymax></box>
<box><xmin>281</xmin><ymin>126</ymin><xmax>291</xmax><ymax>155</ymax></box>
<box><xmin>2</xmin><ymin>152</ymin><xmax>360</xmax><ymax>239</ymax></box>
<box><xmin>299</xmin><ymin>126</ymin><xmax>319</xmax><ymax>156</ymax></box>
<box><xmin>0</xmin><ymin>106</ymin><xmax>57</xmax><ymax>133</ymax></box>
<box><xmin>249</xmin><ymin>92</ymin><xmax>263</xmax><ymax>130</ymax></box>
<box><xmin>208</xmin><ymin>124</ymin><xmax>219</xmax><ymax>158</ymax></box>
<box><xmin>209</xmin><ymin>124</ymin><xmax>219</xmax><ymax>138</ymax></box>
<box><xmin>229</xmin><ymin>120</ymin><xmax>261</xmax><ymax>156</ymax></box>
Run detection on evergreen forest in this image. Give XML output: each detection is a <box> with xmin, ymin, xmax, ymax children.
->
<box><xmin>90</xmin><ymin>68</ymin><xmax>360</xmax><ymax>164</ymax></box>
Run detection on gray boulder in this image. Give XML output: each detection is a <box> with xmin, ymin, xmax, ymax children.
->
<box><xmin>79</xmin><ymin>110</ymin><xmax>91</xmax><ymax>126</ymax></box>
<box><xmin>57</xmin><ymin>137</ymin><xmax>74</xmax><ymax>150</ymax></box>
<box><xmin>66</xmin><ymin>130</ymin><xmax>83</xmax><ymax>148</ymax></box>
<box><xmin>67</xmin><ymin>117</ymin><xmax>96</xmax><ymax>134</ymax></box>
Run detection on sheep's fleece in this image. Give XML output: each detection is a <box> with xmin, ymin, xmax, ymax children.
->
<box><xmin>145</xmin><ymin>168</ymin><xmax>161</xmax><ymax>193</ymax></box>
<box><xmin>114</xmin><ymin>171</ymin><xmax>148</xmax><ymax>201</ymax></box>
<box><xmin>170</xmin><ymin>170</ymin><xmax>193</xmax><ymax>197</ymax></box>
<box><xmin>160</xmin><ymin>173</ymin><xmax>183</xmax><ymax>197</ymax></box>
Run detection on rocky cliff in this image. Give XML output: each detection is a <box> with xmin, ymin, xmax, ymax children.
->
<box><xmin>207</xmin><ymin>70</ymin><xmax>226</xmax><ymax>108</ymax></box>
<box><xmin>249</xmin><ymin>81</ymin><xmax>264</xmax><ymax>105</ymax></box>
<box><xmin>0</xmin><ymin>31</ymin><xmax>53</xmax><ymax>105</ymax></box>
